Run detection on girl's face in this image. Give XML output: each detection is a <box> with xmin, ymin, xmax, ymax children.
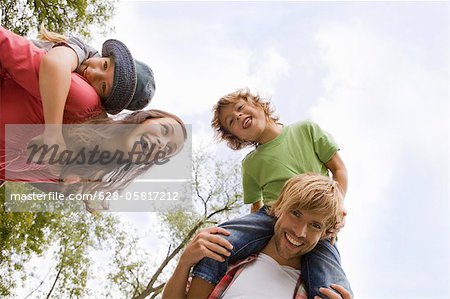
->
<box><xmin>77</xmin><ymin>57</ymin><xmax>115</xmax><ymax>98</ymax></box>
<box><xmin>125</xmin><ymin>117</ymin><xmax>185</xmax><ymax>162</ymax></box>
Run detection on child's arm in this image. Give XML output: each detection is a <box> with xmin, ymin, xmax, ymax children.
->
<box><xmin>250</xmin><ymin>200</ymin><xmax>263</xmax><ymax>213</ymax></box>
<box><xmin>325</xmin><ymin>152</ymin><xmax>348</xmax><ymax>196</ymax></box>
<box><xmin>325</xmin><ymin>152</ymin><xmax>348</xmax><ymax>244</ymax></box>
<box><xmin>38</xmin><ymin>46</ymin><xmax>78</xmax><ymax>150</ymax></box>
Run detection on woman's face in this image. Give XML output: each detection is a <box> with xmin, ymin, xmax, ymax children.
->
<box><xmin>126</xmin><ymin>117</ymin><xmax>185</xmax><ymax>163</ymax></box>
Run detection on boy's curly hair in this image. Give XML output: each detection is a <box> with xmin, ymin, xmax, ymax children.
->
<box><xmin>211</xmin><ymin>88</ymin><xmax>279</xmax><ymax>150</ymax></box>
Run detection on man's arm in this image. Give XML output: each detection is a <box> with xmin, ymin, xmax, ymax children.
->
<box><xmin>162</xmin><ymin>227</ymin><xmax>232</xmax><ymax>299</ymax></box>
<box><xmin>325</xmin><ymin>152</ymin><xmax>348</xmax><ymax>196</ymax></box>
<box><xmin>186</xmin><ymin>277</ymin><xmax>216</xmax><ymax>299</ymax></box>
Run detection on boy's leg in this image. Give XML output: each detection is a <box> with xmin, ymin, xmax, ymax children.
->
<box><xmin>191</xmin><ymin>206</ymin><xmax>274</xmax><ymax>285</ymax></box>
<box><xmin>301</xmin><ymin>239</ymin><xmax>353</xmax><ymax>299</ymax></box>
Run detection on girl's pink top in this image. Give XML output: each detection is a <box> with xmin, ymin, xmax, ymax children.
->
<box><xmin>1</xmin><ymin>27</ymin><xmax>104</xmax><ymax>181</ymax></box>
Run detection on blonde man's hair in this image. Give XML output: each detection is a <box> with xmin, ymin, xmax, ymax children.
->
<box><xmin>211</xmin><ymin>88</ymin><xmax>279</xmax><ymax>150</ymax></box>
<box><xmin>38</xmin><ymin>24</ymin><xmax>67</xmax><ymax>43</ymax></box>
<box><xmin>270</xmin><ymin>173</ymin><xmax>344</xmax><ymax>235</ymax></box>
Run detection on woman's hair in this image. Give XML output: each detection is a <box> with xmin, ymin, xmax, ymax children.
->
<box><xmin>52</xmin><ymin>109</ymin><xmax>187</xmax><ymax>206</ymax></box>
<box><xmin>269</xmin><ymin>173</ymin><xmax>344</xmax><ymax>235</ymax></box>
<box><xmin>211</xmin><ymin>88</ymin><xmax>279</xmax><ymax>150</ymax></box>
<box><xmin>38</xmin><ymin>24</ymin><xmax>67</xmax><ymax>43</ymax></box>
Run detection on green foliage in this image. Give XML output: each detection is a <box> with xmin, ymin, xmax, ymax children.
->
<box><xmin>0</xmin><ymin>183</ymin><xmax>63</xmax><ymax>296</ymax></box>
<box><xmin>0</xmin><ymin>1</ymin><xmax>117</xmax><ymax>294</ymax></box>
<box><xmin>107</xmin><ymin>224</ymin><xmax>153</xmax><ymax>298</ymax></box>
<box><xmin>0</xmin><ymin>182</ymin><xmax>121</xmax><ymax>298</ymax></box>
<box><xmin>127</xmin><ymin>146</ymin><xmax>245</xmax><ymax>299</ymax></box>
<box><xmin>0</xmin><ymin>146</ymin><xmax>245</xmax><ymax>298</ymax></box>
<box><xmin>0</xmin><ymin>0</ymin><xmax>118</xmax><ymax>39</ymax></box>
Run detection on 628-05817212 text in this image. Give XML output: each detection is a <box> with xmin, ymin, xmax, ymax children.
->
<box><xmin>97</xmin><ymin>191</ymin><xmax>179</xmax><ymax>201</ymax></box>
<box><xmin>8</xmin><ymin>191</ymin><xmax>179</xmax><ymax>202</ymax></box>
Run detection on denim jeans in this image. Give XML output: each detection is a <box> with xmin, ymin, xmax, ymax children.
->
<box><xmin>302</xmin><ymin>238</ymin><xmax>353</xmax><ymax>298</ymax></box>
<box><xmin>191</xmin><ymin>206</ymin><xmax>353</xmax><ymax>299</ymax></box>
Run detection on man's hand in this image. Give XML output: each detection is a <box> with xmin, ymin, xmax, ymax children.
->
<box><xmin>179</xmin><ymin>227</ymin><xmax>233</xmax><ymax>268</ymax></box>
<box><xmin>314</xmin><ymin>284</ymin><xmax>352</xmax><ymax>299</ymax></box>
<box><xmin>326</xmin><ymin>209</ymin><xmax>347</xmax><ymax>245</ymax></box>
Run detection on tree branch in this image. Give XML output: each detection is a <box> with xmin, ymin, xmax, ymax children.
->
<box><xmin>46</xmin><ymin>244</ymin><xmax>67</xmax><ymax>299</ymax></box>
<box><xmin>132</xmin><ymin>219</ymin><xmax>205</xmax><ymax>299</ymax></box>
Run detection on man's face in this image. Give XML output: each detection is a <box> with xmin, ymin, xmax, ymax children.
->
<box><xmin>218</xmin><ymin>100</ymin><xmax>267</xmax><ymax>142</ymax></box>
<box><xmin>273</xmin><ymin>208</ymin><xmax>327</xmax><ymax>264</ymax></box>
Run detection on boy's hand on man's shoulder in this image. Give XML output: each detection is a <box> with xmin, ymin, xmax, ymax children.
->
<box><xmin>326</xmin><ymin>208</ymin><xmax>347</xmax><ymax>245</ymax></box>
<box><xmin>250</xmin><ymin>200</ymin><xmax>263</xmax><ymax>213</ymax></box>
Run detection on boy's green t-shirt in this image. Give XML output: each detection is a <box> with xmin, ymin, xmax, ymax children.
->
<box><xmin>242</xmin><ymin>121</ymin><xmax>339</xmax><ymax>204</ymax></box>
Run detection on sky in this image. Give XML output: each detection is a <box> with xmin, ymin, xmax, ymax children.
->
<box><xmin>16</xmin><ymin>1</ymin><xmax>450</xmax><ymax>298</ymax></box>
<box><xmin>103</xmin><ymin>1</ymin><xmax>449</xmax><ymax>298</ymax></box>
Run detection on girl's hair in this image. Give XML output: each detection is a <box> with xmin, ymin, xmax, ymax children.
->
<box><xmin>211</xmin><ymin>88</ymin><xmax>279</xmax><ymax>150</ymax></box>
<box><xmin>38</xmin><ymin>24</ymin><xmax>67</xmax><ymax>43</ymax></box>
<box><xmin>270</xmin><ymin>173</ymin><xmax>344</xmax><ymax>235</ymax></box>
<box><xmin>46</xmin><ymin>110</ymin><xmax>187</xmax><ymax>207</ymax></box>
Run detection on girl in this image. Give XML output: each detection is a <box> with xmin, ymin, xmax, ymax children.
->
<box><xmin>1</xmin><ymin>26</ymin><xmax>185</xmax><ymax>211</ymax></box>
<box><xmin>33</xmin><ymin>25</ymin><xmax>156</xmax><ymax>152</ymax></box>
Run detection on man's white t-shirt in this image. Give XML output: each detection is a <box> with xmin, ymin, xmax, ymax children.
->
<box><xmin>221</xmin><ymin>253</ymin><xmax>306</xmax><ymax>299</ymax></box>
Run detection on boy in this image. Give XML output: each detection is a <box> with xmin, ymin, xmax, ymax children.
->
<box><xmin>191</xmin><ymin>88</ymin><xmax>351</xmax><ymax>299</ymax></box>
<box><xmin>163</xmin><ymin>173</ymin><xmax>352</xmax><ymax>299</ymax></box>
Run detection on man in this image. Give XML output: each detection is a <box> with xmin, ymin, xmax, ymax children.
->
<box><xmin>162</xmin><ymin>173</ymin><xmax>352</xmax><ymax>299</ymax></box>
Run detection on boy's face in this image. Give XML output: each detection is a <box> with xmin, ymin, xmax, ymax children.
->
<box><xmin>218</xmin><ymin>100</ymin><xmax>267</xmax><ymax>142</ymax></box>
<box><xmin>272</xmin><ymin>208</ymin><xmax>326</xmax><ymax>264</ymax></box>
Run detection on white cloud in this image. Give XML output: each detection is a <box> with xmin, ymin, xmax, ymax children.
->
<box><xmin>40</xmin><ymin>3</ymin><xmax>447</xmax><ymax>297</ymax></box>
<box><xmin>310</xmin><ymin>21</ymin><xmax>448</xmax><ymax>296</ymax></box>
<box><xmin>108</xmin><ymin>3</ymin><xmax>289</xmax><ymax>117</ymax></box>
<box><xmin>311</xmin><ymin>22</ymin><xmax>447</xmax><ymax>203</ymax></box>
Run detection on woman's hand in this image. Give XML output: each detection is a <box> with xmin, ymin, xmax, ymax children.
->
<box><xmin>179</xmin><ymin>227</ymin><xmax>233</xmax><ymax>268</ymax></box>
<box><xmin>27</xmin><ymin>127</ymin><xmax>66</xmax><ymax>164</ymax></box>
<box><xmin>314</xmin><ymin>284</ymin><xmax>352</xmax><ymax>299</ymax></box>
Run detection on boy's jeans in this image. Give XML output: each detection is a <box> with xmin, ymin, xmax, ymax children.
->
<box><xmin>191</xmin><ymin>206</ymin><xmax>353</xmax><ymax>299</ymax></box>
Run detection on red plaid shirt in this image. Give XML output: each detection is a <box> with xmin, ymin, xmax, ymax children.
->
<box><xmin>208</xmin><ymin>254</ymin><xmax>307</xmax><ymax>299</ymax></box>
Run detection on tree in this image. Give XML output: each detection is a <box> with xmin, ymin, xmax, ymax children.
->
<box><xmin>0</xmin><ymin>183</ymin><xmax>62</xmax><ymax>297</ymax></box>
<box><xmin>0</xmin><ymin>182</ymin><xmax>121</xmax><ymax>298</ymax></box>
<box><xmin>106</xmin><ymin>145</ymin><xmax>245</xmax><ymax>298</ymax></box>
<box><xmin>0</xmin><ymin>0</ymin><xmax>117</xmax><ymax>38</ymax></box>
<box><xmin>0</xmin><ymin>4</ymin><xmax>120</xmax><ymax>293</ymax></box>
<box><xmin>1</xmin><ymin>145</ymin><xmax>245</xmax><ymax>298</ymax></box>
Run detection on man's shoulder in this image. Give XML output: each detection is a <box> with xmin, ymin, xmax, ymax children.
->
<box><xmin>231</xmin><ymin>253</ymin><xmax>259</xmax><ymax>267</ymax></box>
